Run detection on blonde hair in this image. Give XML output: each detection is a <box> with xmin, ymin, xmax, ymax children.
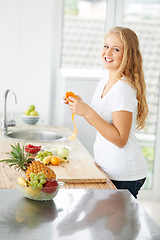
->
<box><xmin>105</xmin><ymin>26</ymin><xmax>148</xmax><ymax>129</ymax></box>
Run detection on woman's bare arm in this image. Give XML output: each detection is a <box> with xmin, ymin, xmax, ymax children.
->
<box><xmin>68</xmin><ymin>96</ymin><xmax>132</xmax><ymax>148</ymax></box>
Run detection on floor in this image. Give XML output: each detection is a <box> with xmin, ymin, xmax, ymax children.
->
<box><xmin>138</xmin><ymin>200</ymin><xmax>160</xmax><ymax>227</ymax></box>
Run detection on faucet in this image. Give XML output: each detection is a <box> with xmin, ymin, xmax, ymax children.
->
<box><xmin>1</xmin><ymin>89</ymin><xmax>17</xmax><ymax>131</ymax></box>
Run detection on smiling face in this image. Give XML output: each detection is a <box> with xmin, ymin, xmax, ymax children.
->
<box><xmin>102</xmin><ymin>33</ymin><xmax>124</xmax><ymax>74</ymax></box>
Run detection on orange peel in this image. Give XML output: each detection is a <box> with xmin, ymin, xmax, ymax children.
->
<box><xmin>66</xmin><ymin>91</ymin><xmax>78</xmax><ymax>141</ymax></box>
<box><xmin>66</xmin><ymin>91</ymin><xmax>78</xmax><ymax>101</ymax></box>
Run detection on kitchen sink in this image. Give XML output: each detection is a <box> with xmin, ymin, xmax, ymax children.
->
<box><xmin>4</xmin><ymin>129</ymin><xmax>66</xmax><ymax>142</ymax></box>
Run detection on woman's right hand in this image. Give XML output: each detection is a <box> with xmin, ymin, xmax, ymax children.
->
<box><xmin>63</xmin><ymin>94</ymin><xmax>93</xmax><ymax>125</ymax></box>
<box><xmin>63</xmin><ymin>95</ymin><xmax>82</xmax><ymax>105</ymax></box>
<box><xmin>63</xmin><ymin>95</ymin><xmax>69</xmax><ymax>105</ymax></box>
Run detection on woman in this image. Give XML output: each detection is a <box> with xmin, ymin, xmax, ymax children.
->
<box><xmin>64</xmin><ymin>26</ymin><xmax>148</xmax><ymax>198</ymax></box>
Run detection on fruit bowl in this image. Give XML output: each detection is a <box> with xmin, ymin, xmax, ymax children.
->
<box><xmin>17</xmin><ymin>181</ymin><xmax>64</xmax><ymax>201</ymax></box>
<box><xmin>22</xmin><ymin>115</ymin><xmax>39</xmax><ymax>125</ymax></box>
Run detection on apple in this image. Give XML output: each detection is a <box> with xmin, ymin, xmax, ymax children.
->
<box><xmin>24</xmin><ymin>109</ymin><xmax>31</xmax><ymax>115</ymax></box>
<box><xmin>29</xmin><ymin>111</ymin><xmax>39</xmax><ymax>116</ymax></box>
<box><xmin>23</xmin><ymin>105</ymin><xmax>39</xmax><ymax>117</ymax></box>
<box><xmin>42</xmin><ymin>179</ymin><xmax>58</xmax><ymax>193</ymax></box>
<box><xmin>28</xmin><ymin>105</ymin><xmax>35</xmax><ymax>111</ymax></box>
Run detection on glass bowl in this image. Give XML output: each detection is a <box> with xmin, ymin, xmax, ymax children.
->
<box><xmin>17</xmin><ymin>181</ymin><xmax>64</xmax><ymax>201</ymax></box>
<box><xmin>24</xmin><ymin>144</ymin><xmax>41</xmax><ymax>155</ymax></box>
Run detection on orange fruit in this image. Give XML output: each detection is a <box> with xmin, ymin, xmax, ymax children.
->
<box><xmin>50</xmin><ymin>156</ymin><xmax>60</xmax><ymax>166</ymax></box>
<box><xmin>66</xmin><ymin>92</ymin><xmax>77</xmax><ymax>102</ymax></box>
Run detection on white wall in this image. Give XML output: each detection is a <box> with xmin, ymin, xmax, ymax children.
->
<box><xmin>0</xmin><ymin>0</ymin><xmax>54</xmax><ymax>121</ymax></box>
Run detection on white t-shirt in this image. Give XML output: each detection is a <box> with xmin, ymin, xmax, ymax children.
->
<box><xmin>91</xmin><ymin>73</ymin><xmax>148</xmax><ymax>181</ymax></box>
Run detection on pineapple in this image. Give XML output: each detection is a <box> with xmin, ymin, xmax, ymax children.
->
<box><xmin>25</xmin><ymin>160</ymin><xmax>56</xmax><ymax>180</ymax></box>
<box><xmin>0</xmin><ymin>143</ymin><xmax>56</xmax><ymax>180</ymax></box>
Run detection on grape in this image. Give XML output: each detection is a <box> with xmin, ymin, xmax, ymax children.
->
<box><xmin>36</xmin><ymin>150</ymin><xmax>53</xmax><ymax>161</ymax></box>
<box><xmin>31</xmin><ymin>177</ymin><xmax>35</xmax><ymax>182</ymax></box>
<box><xmin>33</xmin><ymin>180</ymin><xmax>38</xmax><ymax>185</ymax></box>
<box><xmin>30</xmin><ymin>172</ymin><xmax>35</xmax><ymax>177</ymax></box>
<box><xmin>29</xmin><ymin>182</ymin><xmax>34</xmax><ymax>187</ymax></box>
<box><xmin>40</xmin><ymin>179</ymin><xmax>46</xmax><ymax>184</ymax></box>
<box><xmin>35</xmin><ymin>175</ymin><xmax>40</xmax><ymax>181</ymax></box>
<box><xmin>39</xmin><ymin>175</ymin><xmax>45</xmax><ymax>180</ymax></box>
<box><xmin>37</xmin><ymin>183</ymin><xmax>43</xmax><ymax>189</ymax></box>
<box><xmin>28</xmin><ymin>172</ymin><xmax>47</xmax><ymax>189</ymax></box>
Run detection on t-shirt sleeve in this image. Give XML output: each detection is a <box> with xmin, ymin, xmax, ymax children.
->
<box><xmin>111</xmin><ymin>82</ymin><xmax>137</xmax><ymax>113</ymax></box>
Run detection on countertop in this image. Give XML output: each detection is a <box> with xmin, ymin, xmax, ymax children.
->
<box><xmin>0</xmin><ymin>189</ymin><xmax>160</xmax><ymax>240</ymax></box>
<box><xmin>0</xmin><ymin>124</ymin><xmax>116</xmax><ymax>190</ymax></box>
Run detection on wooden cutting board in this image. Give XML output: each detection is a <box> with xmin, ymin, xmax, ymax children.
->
<box><xmin>48</xmin><ymin>141</ymin><xmax>107</xmax><ymax>183</ymax></box>
<box><xmin>50</xmin><ymin>159</ymin><xmax>107</xmax><ymax>183</ymax></box>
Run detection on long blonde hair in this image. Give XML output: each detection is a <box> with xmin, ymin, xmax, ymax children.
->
<box><xmin>106</xmin><ymin>26</ymin><xmax>148</xmax><ymax>129</ymax></box>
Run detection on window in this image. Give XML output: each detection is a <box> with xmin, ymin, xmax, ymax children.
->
<box><xmin>61</xmin><ymin>0</ymin><xmax>107</xmax><ymax>69</ymax></box>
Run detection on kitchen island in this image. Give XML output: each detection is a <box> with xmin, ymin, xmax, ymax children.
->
<box><xmin>0</xmin><ymin>125</ymin><xmax>116</xmax><ymax>190</ymax></box>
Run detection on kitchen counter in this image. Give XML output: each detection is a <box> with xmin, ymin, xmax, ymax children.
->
<box><xmin>0</xmin><ymin>125</ymin><xmax>116</xmax><ymax>190</ymax></box>
<box><xmin>0</xmin><ymin>188</ymin><xmax>160</xmax><ymax>240</ymax></box>
<box><xmin>1</xmin><ymin>126</ymin><xmax>160</xmax><ymax>240</ymax></box>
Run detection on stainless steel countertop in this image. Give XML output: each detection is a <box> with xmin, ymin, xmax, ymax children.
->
<box><xmin>0</xmin><ymin>189</ymin><xmax>160</xmax><ymax>240</ymax></box>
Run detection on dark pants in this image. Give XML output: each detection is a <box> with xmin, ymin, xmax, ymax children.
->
<box><xmin>111</xmin><ymin>178</ymin><xmax>146</xmax><ymax>199</ymax></box>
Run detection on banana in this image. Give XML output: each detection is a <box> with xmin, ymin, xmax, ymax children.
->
<box><xmin>58</xmin><ymin>156</ymin><xmax>69</xmax><ymax>163</ymax></box>
<box><xmin>43</xmin><ymin>156</ymin><xmax>54</xmax><ymax>165</ymax></box>
<box><xmin>43</xmin><ymin>155</ymin><xmax>69</xmax><ymax>165</ymax></box>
